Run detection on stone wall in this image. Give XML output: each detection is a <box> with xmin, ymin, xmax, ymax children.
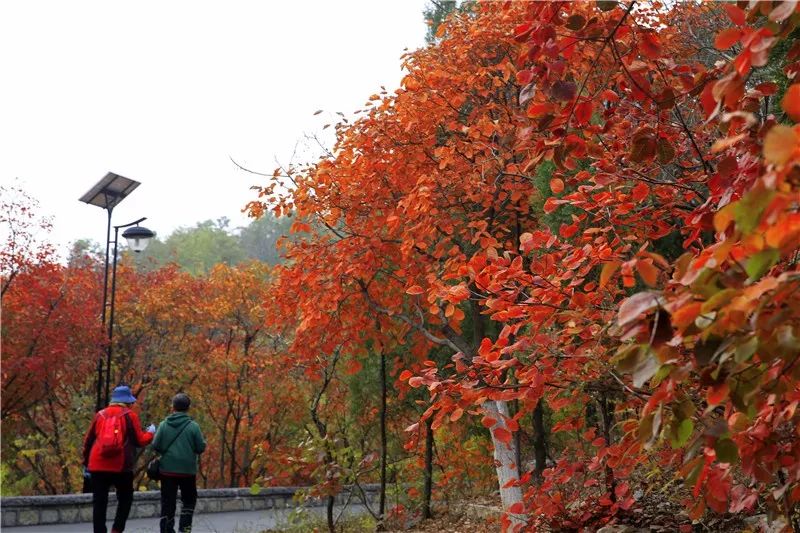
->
<box><xmin>1</xmin><ymin>485</ymin><xmax>380</xmax><ymax>528</ymax></box>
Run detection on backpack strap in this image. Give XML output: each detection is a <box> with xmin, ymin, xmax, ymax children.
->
<box><xmin>159</xmin><ymin>420</ymin><xmax>192</xmax><ymax>455</ymax></box>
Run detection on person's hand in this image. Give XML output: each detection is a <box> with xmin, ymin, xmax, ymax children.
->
<box><xmin>146</xmin><ymin>424</ymin><xmax>156</xmax><ymax>433</ymax></box>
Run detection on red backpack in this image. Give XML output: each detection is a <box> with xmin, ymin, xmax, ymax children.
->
<box><xmin>96</xmin><ymin>410</ymin><xmax>129</xmax><ymax>457</ymax></box>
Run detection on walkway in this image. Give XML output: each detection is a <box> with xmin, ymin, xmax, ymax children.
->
<box><xmin>3</xmin><ymin>504</ymin><xmax>368</xmax><ymax>532</ymax></box>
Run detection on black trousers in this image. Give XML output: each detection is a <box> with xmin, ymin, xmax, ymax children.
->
<box><xmin>90</xmin><ymin>471</ymin><xmax>134</xmax><ymax>533</ymax></box>
<box><xmin>160</xmin><ymin>475</ymin><xmax>197</xmax><ymax>533</ymax></box>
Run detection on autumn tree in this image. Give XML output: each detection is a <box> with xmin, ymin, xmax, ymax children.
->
<box><xmin>250</xmin><ymin>0</ymin><xmax>800</xmax><ymax>530</ymax></box>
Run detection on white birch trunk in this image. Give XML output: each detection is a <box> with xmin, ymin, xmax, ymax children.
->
<box><xmin>484</xmin><ymin>399</ymin><xmax>527</xmax><ymax>529</ymax></box>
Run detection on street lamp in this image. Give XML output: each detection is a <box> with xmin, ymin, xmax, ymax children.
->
<box><xmin>79</xmin><ymin>172</ymin><xmax>155</xmax><ymax>411</ymax></box>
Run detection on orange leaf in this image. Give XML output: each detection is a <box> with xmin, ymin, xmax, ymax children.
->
<box><xmin>481</xmin><ymin>416</ymin><xmax>497</xmax><ymax>428</ymax></box>
<box><xmin>527</xmin><ymin>103</ymin><xmax>551</xmax><ymax>118</ymax></box>
<box><xmin>764</xmin><ymin>125</ymin><xmax>799</xmax><ymax>165</ymax></box>
<box><xmin>543</xmin><ymin>196</ymin><xmax>561</xmax><ymax>214</ymax></box>
<box><xmin>715</xmin><ymin>28</ymin><xmax>742</xmax><ymax>50</ymax></box>
<box><xmin>600</xmin><ymin>261</ymin><xmax>621</xmax><ymax>288</ymax></box>
<box><xmin>398</xmin><ymin>370</ymin><xmax>413</xmax><ymax>381</ymax></box>
<box><xmin>450</xmin><ymin>408</ymin><xmax>464</xmax><ymax>422</ymax></box>
<box><xmin>782</xmin><ymin>84</ymin><xmax>800</xmax><ymax>122</ymax></box>
<box><xmin>672</xmin><ymin>302</ymin><xmax>703</xmax><ymax>330</ymax></box>
<box><xmin>636</xmin><ymin>259</ymin><xmax>659</xmax><ymax>287</ymax></box>
<box><xmin>550</xmin><ymin>178</ymin><xmax>565</xmax><ymax>194</ymax></box>
<box><xmin>406</xmin><ymin>285</ymin><xmax>424</xmax><ymax>295</ymax></box>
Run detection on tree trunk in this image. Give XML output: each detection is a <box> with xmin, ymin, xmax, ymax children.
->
<box><xmin>484</xmin><ymin>400</ymin><xmax>526</xmax><ymax>527</ymax></box>
<box><xmin>599</xmin><ymin>395</ymin><xmax>616</xmax><ymax>499</ymax></box>
<box><xmin>422</xmin><ymin>416</ymin><xmax>434</xmax><ymax>520</ymax></box>
<box><xmin>326</xmin><ymin>495</ymin><xmax>335</xmax><ymax>533</ymax></box>
<box><xmin>532</xmin><ymin>399</ymin><xmax>547</xmax><ymax>484</ymax></box>
<box><xmin>377</xmin><ymin>349</ymin><xmax>388</xmax><ymax>531</ymax></box>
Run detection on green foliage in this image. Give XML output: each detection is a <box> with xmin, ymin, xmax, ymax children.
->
<box><xmin>423</xmin><ymin>1</ymin><xmax>457</xmax><ymax>44</ymax></box>
<box><xmin>67</xmin><ymin>238</ymin><xmax>104</xmax><ymax>267</ymax></box>
<box><xmin>129</xmin><ymin>215</ymin><xmax>293</xmax><ymax>275</ymax></box>
<box><xmin>529</xmin><ymin>161</ymin><xmax>580</xmax><ymax>234</ymax></box>
<box><xmin>239</xmin><ymin>213</ymin><xmax>294</xmax><ymax>265</ymax></box>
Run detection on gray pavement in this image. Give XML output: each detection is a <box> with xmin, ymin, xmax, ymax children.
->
<box><xmin>2</xmin><ymin>504</ymin><xmax>369</xmax><ymax>532</ymax></box>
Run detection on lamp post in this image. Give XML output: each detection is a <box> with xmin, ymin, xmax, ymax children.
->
<box><xmin>79</xmin><ymin>173</ymin><xmax>155</xmax><ymax>411</ymax></box>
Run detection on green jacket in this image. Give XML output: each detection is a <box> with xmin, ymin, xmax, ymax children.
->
<box><xmin>152</xmin><ymin>412</ymin><xmax>206</xmax><ymax>475</ymax></box>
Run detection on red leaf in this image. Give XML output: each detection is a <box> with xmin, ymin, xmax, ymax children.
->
<box><xmin>493</xmin><ymin>427</ymin><xmax>512</xmax><ymax>444</ymax></box>
<box><xmin>559</xmin><ymin>223</ymin><xmax>579</xmax><ymax>239</ymax></box>
<box><xmin>715</xmin><ymin>28</ymin><xmax>742</xmax><ymax>50</ymax></box>
<box><xmin>708</xmin><ymin>382</ymin><xmax>730</xmax><ymax>406</ymax></box>
<box><xmin>508</xmin><ymin>502</ymin><xmax>525</xmax><ymax>514</ymax></box>
<box><xmin>481</xmin><ymin>416</ymin><xmax>497</xmax><ymax>428</ymax></box>
<box><xmin>640</xmin><ymin>32</ymin><xmax>662</xmax><ymax>59</ymax></box>
<box><xmin>631</xmin><ymin>182</ymin><xmax>649</xmax><ymax>202</ymax></box>
<box><xmin>723</xmin><ymin>4</ymin><xmax>746</xmax><ymax>25</ymax></box>
<box><xmin>550</xmin><ymin>178</ymin><xmax>565</xmax><ymax>194</ymax></box>
<box><xmin>516</xmin><ymin>69</ymin><xmax>533</xmax><ymax>85</ymax></box>
<box><xmin>700</xmin><ymin>82</ymin><xmax>719</xmax><ymax>120</ymax></box>
<box><xmin>601</xmin><ymin>89</ymin><xmax>620</xmax><ymax>103</ymax></box>
<box><xmin>398</xmin><ymin>370</ymin><xmax>413</xmax><ymax>381</ymax></box>
<box><xmin>575</xmin><ymin>101</ymin><xmax>593</xmax><ymax>124</ymax></box>
<box><xmin>527</xmin><ymin>102</ymin><xmax>551</xmax><ymax>118</ymax></box>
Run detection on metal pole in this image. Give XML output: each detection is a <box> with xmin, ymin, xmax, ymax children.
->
<box><xmin>97</xmin><ymin>206</ymin><xmax>113</xmax><ymax>412</ymax></box>
<box><xmin>105</xmin><ymin>226</ymin><xmax>120</xmax><ymax>406</ymax></box>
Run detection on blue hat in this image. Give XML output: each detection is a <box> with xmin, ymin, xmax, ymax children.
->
<box><xmin>110</xmin><ymin>385</ymin><xmax>136</xmax><ymax>404</ymax></box>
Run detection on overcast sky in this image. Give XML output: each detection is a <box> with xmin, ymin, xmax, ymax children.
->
<box><xmin>0</xmin><ymin>1</ymin><xmax>428</xmax><ymax>256</ymax></box>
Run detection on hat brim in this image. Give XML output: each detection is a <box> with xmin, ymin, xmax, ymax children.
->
<box><xmin>111</xmin><ymin>393</ymin><xmax>137</xmax><ymax>403</ymax></box>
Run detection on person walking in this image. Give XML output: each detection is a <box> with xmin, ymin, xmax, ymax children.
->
<box><xmin>83</xmin><ymin>385</ymin><xmax>156</xmax><ymax>533</ymax></box>
<box><xmin>153</xmin><ymin>392</ymin><xmax>207</xmax><ymax>533</ymax></box>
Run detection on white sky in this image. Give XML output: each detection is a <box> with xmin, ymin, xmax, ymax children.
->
<box><xmin>0</xmin><ymin>1</ymin><xmax>428</xmax><ymax>256</ymax></box>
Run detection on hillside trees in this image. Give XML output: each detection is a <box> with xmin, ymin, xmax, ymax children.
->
<box><xmin>1</xmin><ymin>233</ymin><xmax>309</xmax><ymax>492</ymax></box>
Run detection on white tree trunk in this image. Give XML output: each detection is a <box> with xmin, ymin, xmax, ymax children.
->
<box><xmin>484</xmin><ymin>400</ymin><xmax>527</xmax><ymax>529</ymax></box>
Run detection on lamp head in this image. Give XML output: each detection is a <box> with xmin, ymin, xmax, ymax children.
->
<box><xmin>121</xmin><ymin>225</ymin><xmax>156</xmax><ymax>253</ymax></box>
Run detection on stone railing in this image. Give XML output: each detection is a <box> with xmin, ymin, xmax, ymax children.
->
<box><xmin>1</xmin><ymin>484</ymin><xmax>380</xmax><ymax>528</ymax></box>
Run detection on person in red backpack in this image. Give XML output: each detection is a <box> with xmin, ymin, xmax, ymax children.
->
<box><xmin>83</xmin><ymin>385</ymin><xmax>155</xmax><ymax>533</ymax></box>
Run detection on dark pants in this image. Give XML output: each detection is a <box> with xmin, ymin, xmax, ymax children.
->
<box><xmin>91</xmin><ymin>471</ymin><xmax>134</xmax><ymax>533</ymax></box>
<box><xmin>160</xmin><ymin>475</ymin><xmax>197</xmax><ymax>533</ymax></box>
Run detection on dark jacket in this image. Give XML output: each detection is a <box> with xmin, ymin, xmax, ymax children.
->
<box><xmin>152</xmin><ymin>412</ymin><xmax>206</xmax><ymax>475</ymax></box>
<box><xmin>83</xmin><ymin>405</ymin><xmax>153</xmax><ymax>472</ymax></box>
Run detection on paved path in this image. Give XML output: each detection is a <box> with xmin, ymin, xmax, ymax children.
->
<box><xmin>3</xmin><ymin>505</ymin><xmax>368</xmax><ymax>532</ymax></box>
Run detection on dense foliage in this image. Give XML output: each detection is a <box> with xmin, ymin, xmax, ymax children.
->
<box><xmin>246</xmin><ymin>1</ymin><xmax>800</xmax><ymax>530</ymax></box>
